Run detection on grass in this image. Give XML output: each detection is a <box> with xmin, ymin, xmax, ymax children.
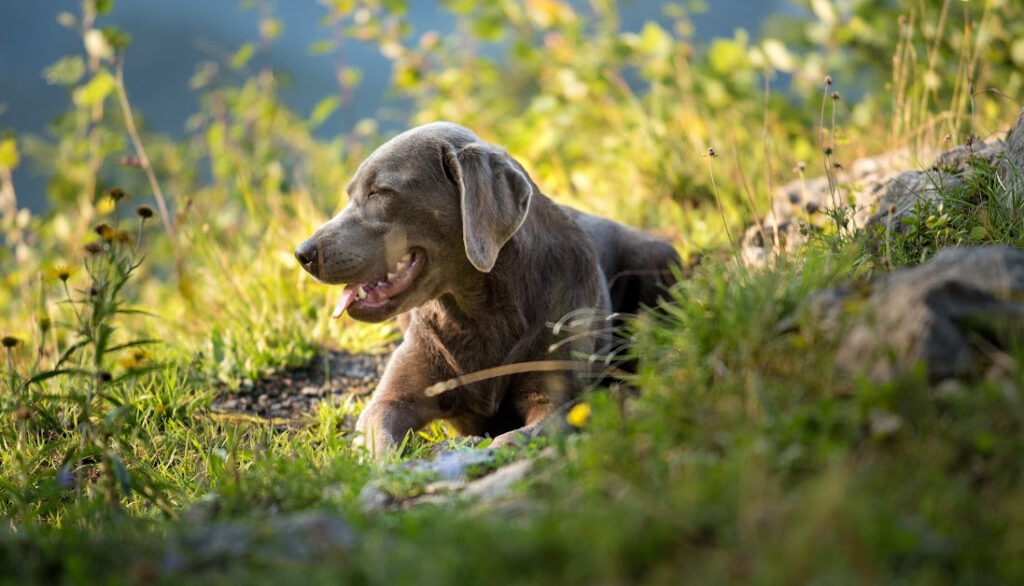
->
<box><xmin>2</xmin><ymin>0</ymin><xmax>1024</xmax><ymax>583</ymax></box>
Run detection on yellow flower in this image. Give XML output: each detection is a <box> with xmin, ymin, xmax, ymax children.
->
<box><xmin>117</xmin><ymin>348</ymin><xmax>148</xmax><ymax>370</ymax></box>
<box><xmin>46</xmin><ymin>263</ymin><xmax>79</xmax><ymax>282</ymax></box>
<box><xmin>566</xmin><ymin>402</ymin><xmax>591</xmax><ymax>428</ymax></box>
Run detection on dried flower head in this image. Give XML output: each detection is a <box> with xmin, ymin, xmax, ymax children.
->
<box><xmin>39</xmin><ymin>316</ymin><xmax>52</xmax><ymax>332</ymax></box>
<box><xmin>97</xmin><ymin>370</ymin><xmax>113</xmax><ymax>383</ymax></box>
<box><xmin>705</xmin><ymin>147</ymin><xmax>717</xmax><ymax>158</ymax></box>
<box><xmin>833</xmin><ymin>162</ymin><xmax>844</xmax><ymax>170</ymax></box>
<box><xmin>84</xmin><ymin>242</ymin><xmax>103</xmax><ymax>255</ymax></box>
<box><xmin>2</xmin><ymin>335</ymin><xmax>20</xmax><ymax>348</ymax></box>
<box><xmin>94</xmin><ymin>223</ymin><xmax>115</xmax><ymax>241</ymax></box>
<box><xmin>136</xmin><ymin>205</ymin><xmax>154</xmax><ymax>219</ymax></box>
<box><xmin>823</xmin><ymin>147</ymin><xmax>833</xmax><ymax>156</ymax></box>
<box><xmin>825</xmin><ymin>75</ymin><xmax>833</xmax><ymax>87</ymax></box>
<box><xmin>104</xmin><ymin>187</ymin><xmax>128</xmax><ymax>203</ymax></box>
<box><xmin>797</xmin><ymin>161</ymin><xmax>806</xmax><ymax>172</ymax></box>
<box><xmin>831</xmin><ymin>91</ymin><xmax>840</xmax><ymax>101</ymax></box>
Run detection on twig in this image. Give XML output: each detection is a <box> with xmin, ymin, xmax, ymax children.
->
<box><xmin>112</xmin><ymin>54</ymin><xmax>184</xmax><ymax>279</ymax></box>
<box><xmin>424</xmin><ymin>360</ymin><xmax>628</xmax><ymax>397</ymax></box>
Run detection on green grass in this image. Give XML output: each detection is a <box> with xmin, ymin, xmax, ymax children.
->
<box><xmin>3</xmin><ymin>0</ymin><xmax>1024</xmax><ymax>583</ymax></box>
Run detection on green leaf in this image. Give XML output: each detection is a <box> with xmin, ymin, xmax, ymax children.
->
<box><xmin>72</xmin><ymin>69</ymin><xmax>116</xmax><ymax>107</ymax></box>
<box><xmin>94</xmin><ymin>0</ymin><xmax>114</xmax><ymax>15</ymax></box>
<box><xmin>107</xmin><ymin>338</ymin><xmax>159</xmax><ymax>353</ymax></box>
<box><xmin>26</xmin><ymin>368</ymin><xmax>93</xmax><ymax>385</ymax></box>
<box><xmin>56</xmin><ymin>339</ymin><xmax>90</xmax><ymax>367</ymax></box>
<box><xmin>44</xmin><ymin>56</ymin><xmax>86</xmax><ymax>86</ymax></box>
<box><xmin>0</xmin><ymin>137</ymin><xmax>19</xmax><ymax>170</ymax></box>
<box><xmin>231</xmin><ymin>43</ymin><xmax>256</xmax><ymax>70</ymax></box>
<box><xmin>308</xmin><ymin>39</ymin><xmax>336</xmax><ymax>55</ymax></box>
<box><xmin>109</xmin><ymin>452</ymin><xmax>132</xmax><ymax>494</ymax></box>
<box><xmin>309</xmin><ymin>96</ymin><xmax>340</xmax><ymax>128</ymax></box>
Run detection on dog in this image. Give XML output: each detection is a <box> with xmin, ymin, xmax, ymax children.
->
<box><xmin>295</xmin><ymin>122</ymin><xmax>680</xmax><ymax>459</ymax></box>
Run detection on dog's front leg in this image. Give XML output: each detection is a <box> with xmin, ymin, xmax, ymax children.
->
<box><xmin>353</xmin><ymin>339</ymin><xmax>444</xmax><ymax>460</ymax></box>
<box><xmin>489</xmin><ymin>372</ymin><xmax>577</xmax><ymax>448</ymax></box>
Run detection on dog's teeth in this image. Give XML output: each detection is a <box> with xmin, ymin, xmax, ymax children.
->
<box><xmin>356</xmin><ymin>286</ymin><xmax>367</xmax><ymax>300</ymax></box>
<box><xmin>387</xmin><ymin>272</ymin><xmax>397</xmax><ymax>280</ymax></box>
<box><xmin>395</xmin><ymin>261</ymin><xmax>408</xmax><ymax>272</ymax></box>
<box><xmin>401</xmin><ymin>253</ymin><xmax>412</xmax><ymax>263</ymax></box>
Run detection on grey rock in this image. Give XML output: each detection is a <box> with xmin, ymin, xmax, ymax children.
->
<box><xmin>742</xmin><ymin>140</ymin><xmax>1007</xmax><ymax>267</ymax></box>
<box><xmin>824</xmin><ymin>246</ymin><xmax>1024</xmax><ymax>382</ymax></box>
<box><xmin>998</xmin><ymin>108</ymin><xmax>1024</xmax><ymax>208</ymax></box>
<box><xmin>863</xmin><ymin>169</ymin><xmax>964</xmax><ymax>233</ymax></box>
<box><xmin>462</xmin><ymin>459</ymin><xmax>534</xmax><ymax>501</ymax></box>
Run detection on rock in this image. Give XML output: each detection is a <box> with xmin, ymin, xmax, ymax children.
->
<box><xmin>863</xmin><ymin>169</ymin><xmax>964</xmax><ymax>233</ymax></box>
<box><xmin>462</xmin><ymin>459</ymin><xmax>534</xmax><ymax>501</ymax></box>
<box><xmin>998</xmin><ymin>108</ymin><xmax>1024</xmax><ymax>208</ymax></box>
<box><xmin>822</xmin><ymin>246</ymin><xmax>1024</xmax><ymax>382</ymax></box>
<box><xmin>742</xmin><ymin>140</ymin><xmax>1007</xmax><ymax>267</ymax></box>
<box><xmin>170</xmin><ymin>511</ymin><xmax>354</xmax><ymax>573</ymax></box>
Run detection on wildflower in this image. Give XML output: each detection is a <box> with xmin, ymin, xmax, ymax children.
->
<box><xmin>705</xmin><ymin>147</ymin><xmax>717</xmax><ymax>159</ymax></box>
<box><xmin>825</xmin><ymin>75</ymin><xmax>833</xmax><ymax>87</ymax></box>
<box><xmin>118</xmin><ymin>348</ymin><xmax>148</xmax><ymax>370</ymax></box>
<box><xmin>46</xmin><ymin>263</ymin><xmax>78</xmax><ymax>282</ymax></box>
<box><xmin>830</xmin><ymin>91</ymin><xmax>840</xmax><ymax>101</ymax></box>
<box><xmin>136</xmin><ymin>205</ymin><xmax>154</xmax><ymax>219</ymax></box>
<box><xmin>84</xmin><ymin>242</ymin><xmax>103</xmax><ymax>255</ymax></box>
<box><xmin>94</xmin><ymin>223</ymin><xmax>115</xmax><ymax>242</ymax></box>
<box><xmin>2</xmin><ymin>335</ymin><xmax>19</xmax><ymax>348</ymax></box>
<box><xmin>566</xmin><ymin>402</ymin><xmax>592</xmax><ymax>428</ymax></box>
<box><xmin>104</xmin><ymin>187</ymin><xmax>128</xmax><ymax>203</ymax></box>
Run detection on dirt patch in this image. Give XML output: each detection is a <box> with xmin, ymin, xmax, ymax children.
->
<box><xmin>212</xmin><ymin>349</ymin><xmax>391</xmax><ymax>421</ymax></box>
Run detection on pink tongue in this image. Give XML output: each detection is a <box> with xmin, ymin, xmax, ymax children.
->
<box><xmin>332</xmin><ymin>285</ymin><xmax>361</xmax><ymax>319</ymax></box>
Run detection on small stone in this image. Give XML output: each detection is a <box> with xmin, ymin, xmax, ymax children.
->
<box><xmin>301</xmin><ymin>385</ymin><xmax>321</xmax><ymax>397</ymax></box>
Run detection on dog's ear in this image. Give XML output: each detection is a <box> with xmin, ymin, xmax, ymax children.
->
<box><xmin>443</xmin><ymin>143</ymin><xmax>533</xmax><ymax>273</ymax></box>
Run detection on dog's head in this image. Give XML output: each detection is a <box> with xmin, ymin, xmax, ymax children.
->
<box><xmin>295</xmin><ymin>122</ymin><xmax>534</xmax><ymax>322</ymax></box>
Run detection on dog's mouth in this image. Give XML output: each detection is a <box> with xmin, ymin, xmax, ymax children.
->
<box><xmin>332</xmin><ymin>248</ymin><xmax>426</xmax><ymax>319</ymax></box>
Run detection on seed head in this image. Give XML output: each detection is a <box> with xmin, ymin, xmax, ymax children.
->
<box><xmin>136</xmin><ymin>205</ymin><xmax>154</xmax><ymax>219</ymax></box>
<box><xmin>104</xmin><ymin>187</ymin><xmax>128</xmax><ymax>203</ymax></box>
<box><xmin>823</xmin><ymin>147</ymin><xmax>833</xmax><ymax>156</ymax></box>
<box><xmin>94</xmin><ymin>223</ymin><xmax>115</xmax><ymax>242</ymax></box>
<box><xmin>39</xmin><ymin>316</ymin><xmax>52</xmax><ymax>332</ymax></box>
<box><xmin>825</xmin><ymin>75</ymin><xmax>833</xmax><ymax>87</ymax></box>
<box><xmin>705</xmin><ymin>147</ymin><xmax>717</xmax><ymax>158</ymax></box>
<box><xmin>84</xmin><ymin>242</ymin><xmax>103</xmax><ymax>255</ymax></box>
<box><xmin>830</xmin><ymin>91</ymin><xmax>840</xmax><ymax>101</ymax></box>
<box><xmin>97</xmin><ymin>370</ymin><xmax>113</xmax><ymax>383</ymax></box>
<box><xmin>2</xmin><ymin>336</ymin><xmax>20</xmax><ymax>348</ymax></box>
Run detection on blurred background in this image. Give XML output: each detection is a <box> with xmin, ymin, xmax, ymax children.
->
<box><xmin>1</xmin><ymin>0</ymin><xmax>791</xmax><ymax>213</ymax></box>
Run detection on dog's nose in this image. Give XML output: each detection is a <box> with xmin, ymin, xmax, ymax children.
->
<box><xmin>295</xmin><ymin>239</ymin><xmax>319</xmax><ymax>275</ymax></box>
